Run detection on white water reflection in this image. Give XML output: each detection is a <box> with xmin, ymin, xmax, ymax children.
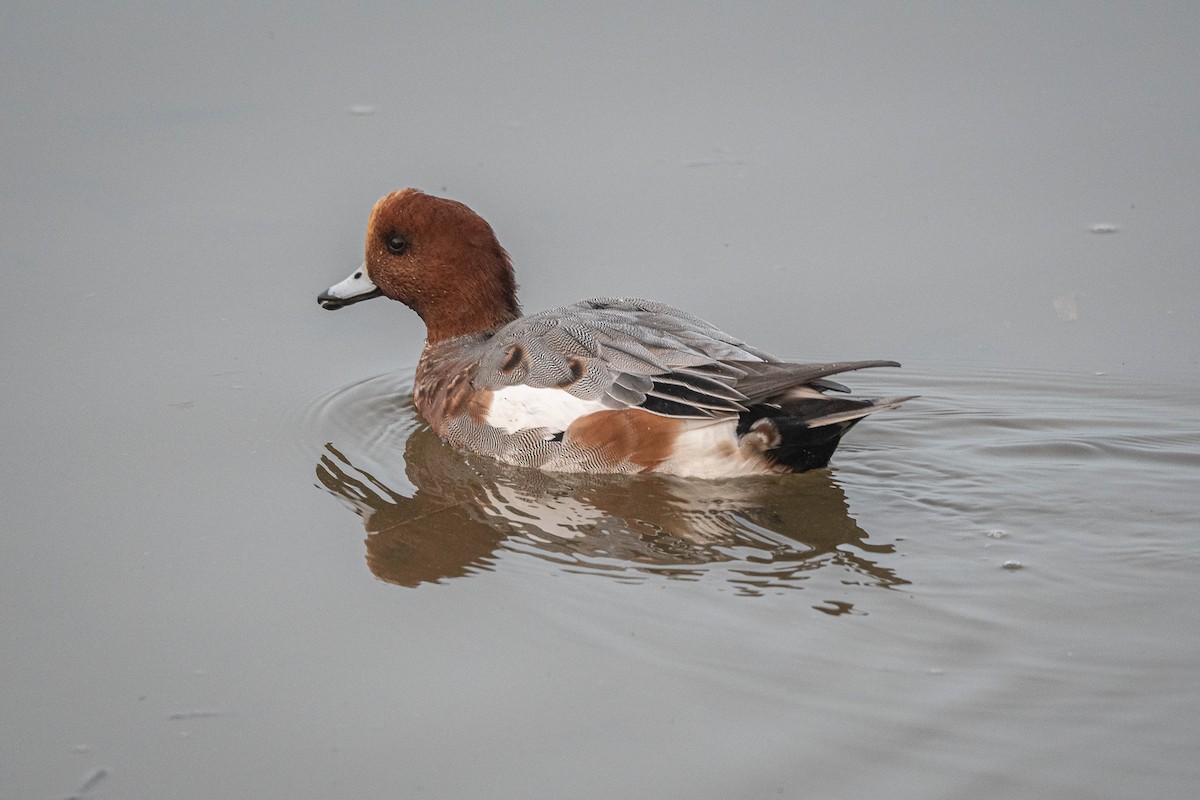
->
<box><xmin>313</xmin><ymin>374</ymin><xmax>907</xmax><ymax>603</ymax></box>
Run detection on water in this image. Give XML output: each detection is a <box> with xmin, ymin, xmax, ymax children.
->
<box><xmin>287</xmin><ymin>363</ymin><xmax>1200</xmax><ymax>799</ymax></box>
<box><xmin>4</xmin><ymin>4</ymin><xmax>1200</xmax><ymax>799</ymax></box>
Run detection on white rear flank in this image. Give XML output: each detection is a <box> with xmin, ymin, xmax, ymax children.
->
<box><xmin>658</xmin><ymin>419</ymin><xmax>779</xmax><ymax>478</ymax></box>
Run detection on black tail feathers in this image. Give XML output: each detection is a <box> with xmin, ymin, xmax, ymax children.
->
<box><xmin>737</xmin><ymin>395</ymin><xmax>912</xmax><ymax>472</ymax></box>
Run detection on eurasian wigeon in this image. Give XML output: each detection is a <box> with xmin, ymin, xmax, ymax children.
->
<box><xmin>319</xmin><ymin>189</ymin><xmax>913</xmax><ymax>478</ymax></box>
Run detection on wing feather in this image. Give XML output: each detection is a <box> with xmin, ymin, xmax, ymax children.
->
<box><xmin>470</xmin><ymin>298</ymin><xmax>899</xmax><ymax>421</ymax></box>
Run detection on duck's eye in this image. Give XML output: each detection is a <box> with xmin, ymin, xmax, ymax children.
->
<box><xmin>386</xmin><ymin>235</ymin><xmax>408</xmax><ymax>255</ymax></box>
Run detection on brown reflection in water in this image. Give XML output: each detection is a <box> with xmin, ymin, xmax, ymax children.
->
<box><xmin>316</xmin><ymin>426</ymin><xmax>907</xmax><ymax>601</ymax></box>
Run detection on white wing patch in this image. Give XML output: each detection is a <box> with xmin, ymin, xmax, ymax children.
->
<box><xmin>486</xmin><ymin>385</ymin><xmax>609</xmax><ymax>435</ymax></box>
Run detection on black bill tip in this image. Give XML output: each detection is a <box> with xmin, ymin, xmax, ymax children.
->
<box><xmin>317</xmin><ymin>288</ymin><xmax>383</xmax><ymax>310</ymax></box>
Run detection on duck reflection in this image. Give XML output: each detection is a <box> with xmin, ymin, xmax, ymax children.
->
<box><xmin>315</xmin><ymin>419</ymin><xmax>907</xmax><ymax>599</ymax></box>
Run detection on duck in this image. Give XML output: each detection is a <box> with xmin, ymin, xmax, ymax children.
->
<box><xmin>318</xmin><ymin>189</ymin><xmax>913</xmax><ymax>478</ymax></box>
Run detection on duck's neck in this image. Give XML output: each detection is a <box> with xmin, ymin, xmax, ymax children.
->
<box><xmin>419</xmin><ymin>294</ymin><xmax>520</xmax><ymax>343</ymax></box>
<box><xmin>413</xmin><ymin>242</ymin><xmax>522</xmax><ymax>342</ymax></box>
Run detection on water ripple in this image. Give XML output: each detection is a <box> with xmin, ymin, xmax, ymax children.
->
<box><xmin>301</xmin><ymin>370</ymin><xmax>908</xmax><ymax>601</ymax></box>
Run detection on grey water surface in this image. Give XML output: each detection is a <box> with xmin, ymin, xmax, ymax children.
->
<box><xmin>3</xmin><ymin>3</ymin><xmax>1199</xmax><ymax>799</ymax></box>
